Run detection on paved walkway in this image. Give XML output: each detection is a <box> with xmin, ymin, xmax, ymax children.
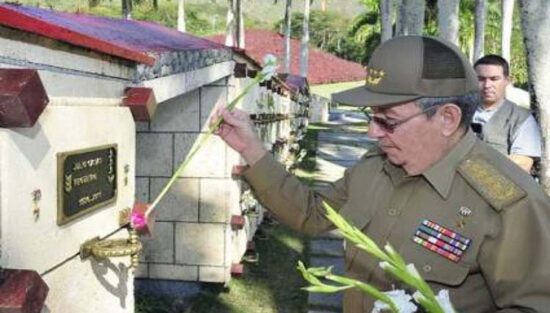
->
<box><xmin>307</xmin><ymin>110</ymin><xmax>376</xmax><ymax>313</ymax></box>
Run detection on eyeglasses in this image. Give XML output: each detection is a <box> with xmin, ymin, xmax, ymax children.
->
<box><xmin>362</xmin><ymin>106</ymin><xmax>440</xmax><ymax>133</ymax></box>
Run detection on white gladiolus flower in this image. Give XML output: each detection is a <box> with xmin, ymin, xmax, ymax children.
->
<box><xmin>435</xmin><ymin>289</ymin><xmax>455</xmax><ymax>313</ymax></box>
<box><xmin>413</xmin><ymin>289</ymin><xmax>455</xmax><ymax>313</ymax></box>
<box><xmin>406</xmin><ymin>263</ymin><xmax>421</xmax><ymax>279</ymax></box>
<box><xmin>372</xmin><ymin>290</ymin><xmax>417</xmax><ymax>313</ymax></box>
<box><xmin>260</xmin><ymin>54</ymin><xmax>278</xmax><ymax>81</ymax></box>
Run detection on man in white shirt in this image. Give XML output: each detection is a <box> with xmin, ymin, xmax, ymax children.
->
<box><xmin>473</xmin><ymin>54</ymin><xmax>541</xmax><ymax>173</ymax></box>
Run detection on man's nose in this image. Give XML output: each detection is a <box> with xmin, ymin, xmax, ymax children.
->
<box><xmin>481</xmin><ymin>79</ymin><xmax>492</xmax><ymax>89</ymax></box>
<box><xmin>367</xmin><ymin>121</ymin><xmax>386</xmax><ymax>138</ymax></box>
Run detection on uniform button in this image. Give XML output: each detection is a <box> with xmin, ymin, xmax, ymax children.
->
<box><xmin>388</xmin><ymin>208</ymin><xmax>397</xmax><ymax>216</ymax></box>
<box><xmin>422</xmin><ymin>264</ymin><xmax>432</xmax><ymax>273</ymax></box>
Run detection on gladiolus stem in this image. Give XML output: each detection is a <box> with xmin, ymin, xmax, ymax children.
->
<box><xmin>144</xmin><ymin>71</ymin><xmax>269</xmax><ymax>218</ymax></box>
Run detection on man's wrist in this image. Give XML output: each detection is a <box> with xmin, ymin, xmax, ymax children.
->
<box><xmin>242</xmin><ymin>145</ymin><xmax>267</xmax><ymax>166</ymax></box>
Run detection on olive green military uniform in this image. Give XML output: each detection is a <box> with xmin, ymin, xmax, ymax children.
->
<box><xmin>244</xmin><ymin>130</ymin><xmax>550</xmax><ymax>312</ymax></box>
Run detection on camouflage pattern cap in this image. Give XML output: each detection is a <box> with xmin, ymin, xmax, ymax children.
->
<box><xmin>332</xmin><ymin>36</ymin><xmax>479</xmax><ymax>107</ymax></box>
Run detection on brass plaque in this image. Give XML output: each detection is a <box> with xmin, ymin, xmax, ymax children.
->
<box><xmin>57</xmin><ymin>144</ymin><xmax>117</xmax><ymax>225</ymax></box>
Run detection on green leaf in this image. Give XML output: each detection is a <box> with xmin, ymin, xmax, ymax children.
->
<box><xmin>303</xmin><ymin>285</ymin><xmax>352</xmax><ymax>293</ymax></box>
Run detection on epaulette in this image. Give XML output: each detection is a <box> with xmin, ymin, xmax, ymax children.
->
<box><xmin>458</xmin><ymin>155</ymin><xmax>526</xmax><ymax>211</ymax></box>
<box><xmin>360</xmin><ymin>147</ymin><xmax>384</xmax><ymax>160</ymax></box>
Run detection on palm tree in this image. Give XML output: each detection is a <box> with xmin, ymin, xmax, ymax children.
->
<box><xmin>283</xmin><ymin>0</ymin><xmax>293</xmax><ymax>73</ymax></box>
<box><xmin>396</xmin><ymin>0</ymin><xmax>425</xmax><ymax>36</ymax></box>
<box><xmin>225</xmin><ymin>0</ymin><xmax>236</xmax><ymax>46</ymax></box>
<box><xmin>379</xmin><ymin>0</ymin><xmax>392</xmax><ymax>42</ymax></box>
<box><xmin>299</xmin><ymin>0</ymin><xmax>310</xmax><ymax>77</ymax></box>
<box><xmin>236</xmin><ymin>0</ymin><xmax>244</xmax><ymax>48</ymax></box>
<box><xmin>122</xmin><ymin>0</ymin><xmax>132</xmax><ymax>19</ymax></box>
<box><xmin>519</xmin><ymin>0</ymin><xmax>550</xmax><ymax>193</ymax></box>
<box><xmin>501</xmin><ymin>0</ymin><xmax>514</xmax><ymax>62</ymax></box>
<box><xmin>438</xmin><ymin>0</ymin><xmax>460</xmax><ymax>46</ymax></box>
<box><xmin>473</xmin><ymin>0</ymin><xmax>486</xmax><ymax>61</ymax></box>
<box><xmin>177</xmin><ymin>0</ymin><xmax>186</xmax><ymax>32</ymax></box>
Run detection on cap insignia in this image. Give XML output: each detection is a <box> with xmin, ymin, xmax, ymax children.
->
<box><xmin>365</xmin><ymin>67</ymin><xmax>385</xmax><ymax>86</ymax></box>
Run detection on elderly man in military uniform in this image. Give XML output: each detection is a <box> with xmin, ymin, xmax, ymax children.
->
<box><xmin>214</xmin><ymin>36</ymin><xmax>550</xmax><ymax>312</ymax></box>
<box><xmin>472</xmin><ymin>54</ymin><xmax>541</xmax><ymax>173</ymax></box>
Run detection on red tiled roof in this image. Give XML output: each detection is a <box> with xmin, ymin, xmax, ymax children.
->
<box><xmin>208</xmin><ymin>29</ymin><xmax>366</xmax><ymax>85</ymax></box>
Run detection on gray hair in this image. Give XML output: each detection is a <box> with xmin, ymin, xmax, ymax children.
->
<box><xmin>415</xmin><ymin>92</ymin><xmax>479</xmax><ymax>130</ymax></box>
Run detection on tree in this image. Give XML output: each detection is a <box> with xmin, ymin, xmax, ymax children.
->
<box><xmin>274</xmin><ymin>10</ymin><xmax>367</xmax><ymax>63</ymax></box>
<box><xmin>437</xmin><ymin>0</ymin><xmax>460</xmax><ymax>46</ymax></box>
<box><xmin>236</xmin><ymin>0</ymin><xmax>244</xmax><ymax>48</ymax></box>
<box><xmin>177</xmin><ymin>0</ymin><xmax>186</xmax><ymax>32</ymax></box>
<box><xmin>395</xmin><ymin>0</ymin><xmax>425</xmax><ymax>36</ymax></box>
<box><xmin>225</xmin><ymin>0</ymin><xmax>236</xmax><ymax>46</ymax></box>
<box><xmin>473</xmin><ymin>0</ymin><xmax>486</xmax><ymax>61</ymax></box>
<box><xmin>519</xmin><ymin>0</ymin><xmax>550</xmax><ymax>193</ymax></box>
<box><xmin>122</xmin><ymin>0</ymin><xmax>132</xmax><ymax>19</ymax></box>
<box><xmin>283</xmin><ymin>0</ymin><xmax>293</xmax><ymax>73</ymax></box>
<box><xmin>379</xmin><ymin>0</ymin><xmax>393</xmax><ymax>42</ymax></box>
<box><xmin>501</xmin><ymin>0</ymin><xmax>514</xmax><ymax>62</ymax></box>
<box><xmin>299</xmin><ymin>0</ymin><xmax>310</xmax><ymax>77</ymax></box>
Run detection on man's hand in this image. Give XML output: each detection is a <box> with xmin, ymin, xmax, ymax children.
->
<box><xmin>509</xmin><ymin>154</ymin><xmax>534</xmax><ymax>173</ymax></box>
<box><xmin>213</xmin><ymin>108</ymin><xmax>267</xmax><ymax>166</ymax></box>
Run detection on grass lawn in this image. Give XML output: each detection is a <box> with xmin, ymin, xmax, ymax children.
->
<box><xmin>135</xmin><ymin>222</ymin><xmax>310</xmax><ymax>313</ymax></box>
<box><xmin>183</xmin><ymin>224</ymin><xmax>310</xmax><ymax>313</ymax></box>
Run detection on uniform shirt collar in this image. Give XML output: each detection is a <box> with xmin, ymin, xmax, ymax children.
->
<box><xmin>422</xmin><ymin>130</ymin><xmax>477</xmax><ymax>198</ymax></box>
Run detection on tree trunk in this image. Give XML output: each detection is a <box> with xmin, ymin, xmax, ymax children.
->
<box><xmin>380</xmin><ymin>0</ymin><xmax>393</xmax><ymax>42</ymax></box>
<box><xmin>88</xmin><ymin>0</ymin><xmax>101</xmax><ymax>8</ymax></box>
<box><xmin>473</xmin><ymin>0</ymin><xmax>486</xmax><ymax>61</ymax></box>
<box><xmin>396</xmin><ymin>0</ymin><xmax>404</xmax><ymax>36</ymax></box>
<box><xmin>153</xmin><ymin>0</ymin><xmax>158</xmax><ymax>10</ymax></box>
<box><xmin>519</xmin><ymin>0</ymin><xmax>550</xmax><ymax>194</ymax></box>
<box><xmin>501</xmin><ymin>0</ymin><xmax>514</xmax><ymax>62</ymax></box>
<box><xmin>438</xmin><ymin>0</ymin><xmax>460</xmax><ymax>46</ymax></box>
<box><xmin>321</xmin><ymin>0</ymin><xmax>327</xmax><ymax>12</ymax></box>
<box><xmin>236</xmin><ymin>0</ymin><xmax>245</xmax><ymax>48</ymax></box>
<box><xmin>225</xmin><ymin>0</ymin><xmax>236</xmax><ymax>46</ymax></box>
<box><xmin>396</xmin><ymin>0</ymin><xmax>424</xmax><ymax>36</ymax></box>
<box><xmin>299</xmin><ymin>0</ymin><xmax>310</xmax><ymax>77</ymax></box>
<box><xmin>177</xmin><ymin>0</ymin><xmax>186</xmax><ymax>32</ymax></box>
<box><xmin>122</xmin><ymin>0</ymin><xmax>132</xmax><ymax>20</ymax></box>
<box><xmin>283</xmin><ymin>0</ymin><xmax>292</xmax><ymax>73</ymax></box>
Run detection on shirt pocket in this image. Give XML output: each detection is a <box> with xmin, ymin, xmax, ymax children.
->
<box><xmin>399</xmin><ymin>241</ymin><xmax>470</xmax><ymax>286</ymax></box>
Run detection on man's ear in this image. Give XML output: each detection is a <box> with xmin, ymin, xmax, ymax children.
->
<box><xmin>439</xmin><ymin>104</ymin><xmax>462</xmax><ymax>136</ymax></box>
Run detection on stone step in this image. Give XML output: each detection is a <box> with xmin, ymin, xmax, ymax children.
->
<box><xmin>310</xmin><ymin>239</ymin><xmax>344</xmax><ymax>257</ymax></box>
<box><xmin>308</xmin><ymin>309</ymin><xmax>341</xmax><ymax>313</ymax></box>
<box><xmin>316</xmin><ymin>143</ymin><xmax>368</xmax><ymax>162</ymax></box>
<box><xmin>317</xmin><ymin>132</ymin><xmax>375</xmax><ymax>145</ymax></box>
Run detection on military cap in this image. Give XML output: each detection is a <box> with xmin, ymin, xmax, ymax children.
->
<box><xmin>332</xmin><ymin>36</ymin><xmax>479</xmax><ymax>107</ymax></box>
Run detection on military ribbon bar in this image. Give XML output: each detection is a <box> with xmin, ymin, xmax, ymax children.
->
<box><xmin>412</xmin><ymin>219</ymin><xmax>472</xmax><ymax>263</ymax></box>
<box><xmin>422</xmin><ymin>219</ymin><xmax>472</xmax><ymax>246</ymax></box>
<box><xmin>413</xmin><ymin>236</ymin><xmax>461</xmax><ymax>263</ymax></box>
